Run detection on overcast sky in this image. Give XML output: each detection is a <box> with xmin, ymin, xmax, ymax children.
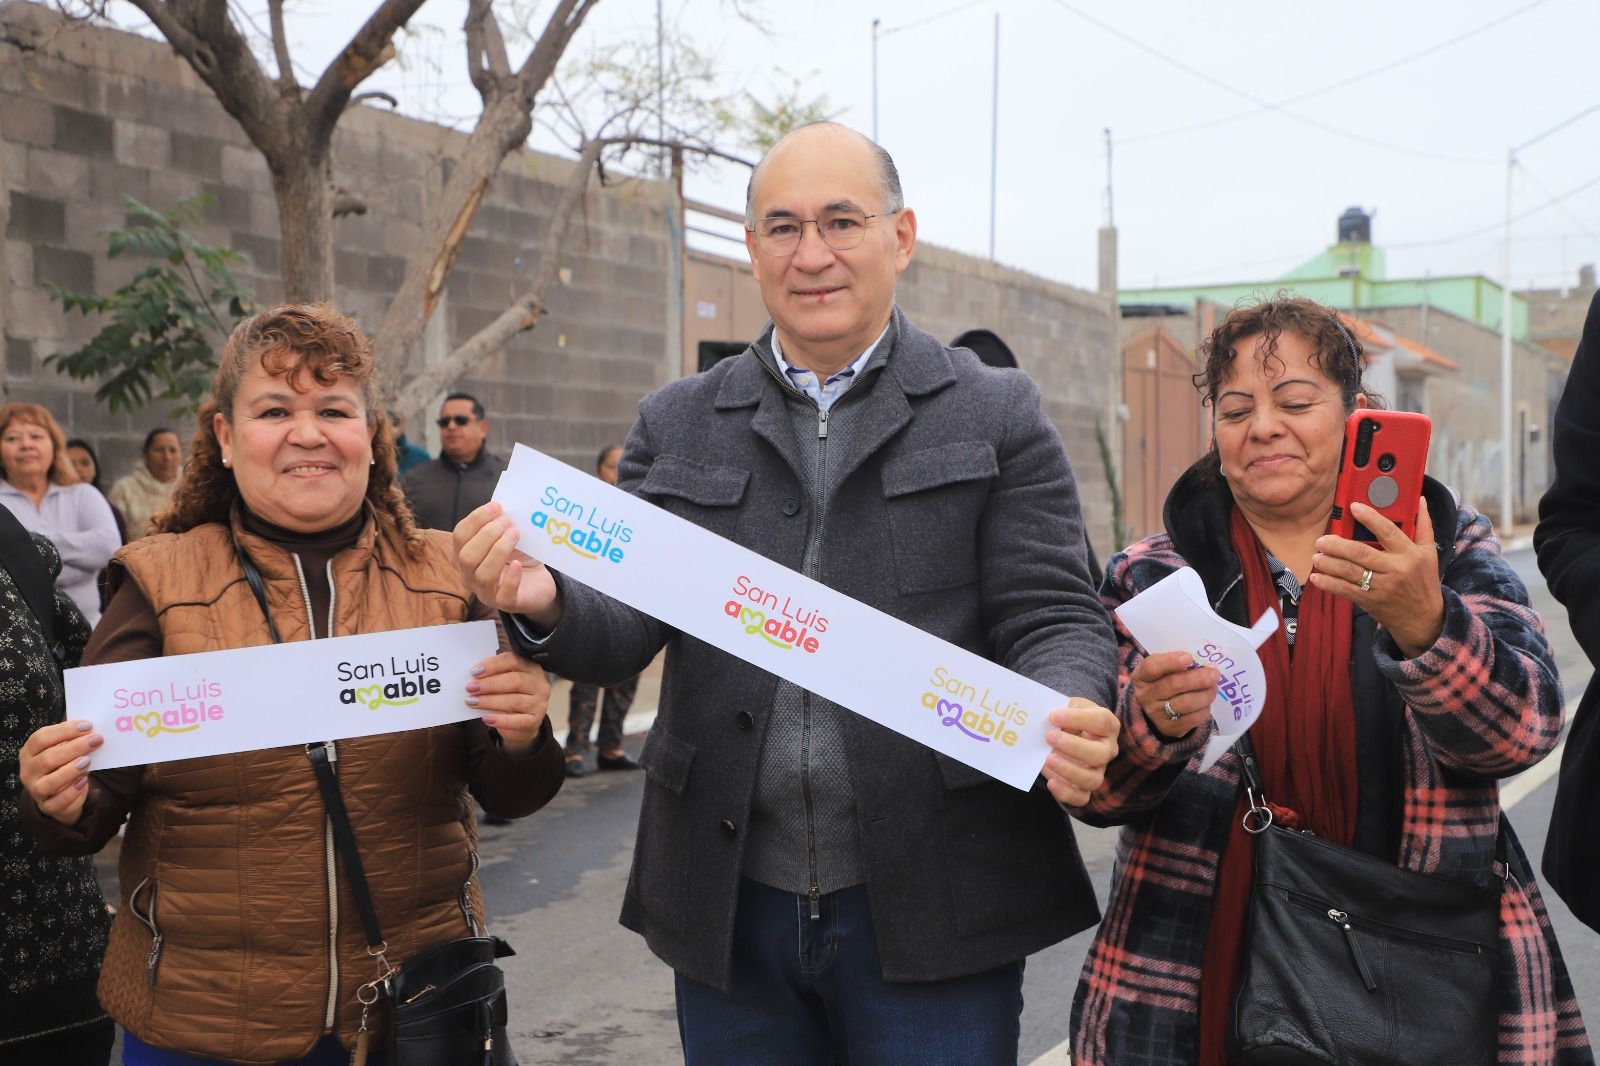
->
<box><xmin>127</xmin><ymin>0</ymin><xmax>1600</xmax><ymax>297</ymax></box>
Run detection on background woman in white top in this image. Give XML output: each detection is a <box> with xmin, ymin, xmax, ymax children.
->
<box><xmin>0</xmin><ymin>404</ymin><xmax>120</xmax><ymax>626</ymax></box>
<box><xmin>107</xmin><ymin>428</ymin><xmax>182</xmax><ymax>538</ymax></box>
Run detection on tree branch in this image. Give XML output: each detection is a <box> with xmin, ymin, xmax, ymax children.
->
<box><xmin>302</xmin><ymin>0</ymin><xmax>428</xmax><ymax>148</ymax></box>
<box><xmin>464</xmin><ymin>0</ymin><xmax>510</xmax><ymax>99</ymax></box>
<box><xmin>124</xmin><ymin>0</ymin><xmax>281</xmax><ymax>149</ymax></box>
<box><xmin>512</xmin><ymin>0</ymin><xmax>600</xmax><ymax>97</ymax></box>
<box><xmin>266</xmin><ymin>0</ymin><xmax>296</xmax><ymax>93</ymax></box>
<box><xmin>388</xmin><ymin>136</ymin><xmax>745</xmax><ymax>419</ymax></box>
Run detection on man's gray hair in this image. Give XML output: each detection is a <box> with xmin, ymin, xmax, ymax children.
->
<box><xmin>744</xmin><ymin>122</ymin><xmax>904</xmax><ymax>226</ymax></box>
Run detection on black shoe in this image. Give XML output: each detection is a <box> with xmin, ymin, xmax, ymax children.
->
<box><xmin>565</xmin><ymin>757</ymin><xmax>587</xmax><ymax>778</ymax></box>
<box><xmin>596</xmin><ymin>752</ymin><xmax>641</xmax><ymax>772</ymax></box>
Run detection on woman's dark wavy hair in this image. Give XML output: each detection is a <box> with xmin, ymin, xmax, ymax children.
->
<box><xmin>157</xmin><ymin>304</ymin><xmax>425</xmax><ymax>557</ymax></box>
<box><xmin>1194</xmin><ymin>294</ymin><xmax>1385</xmax><ymax>412</ymax></box>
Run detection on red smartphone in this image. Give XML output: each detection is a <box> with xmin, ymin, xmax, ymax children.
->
<box><xmin>1329</xmin><ymin>410</ymin><xmax>1431</xmax><ymax>543</ymax></box>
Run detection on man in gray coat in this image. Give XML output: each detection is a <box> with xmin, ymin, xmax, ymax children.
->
<box><xmin>457</xmin><ymin>122</ymin><xmax>1120</xmax><ymax>1065</ymax></box>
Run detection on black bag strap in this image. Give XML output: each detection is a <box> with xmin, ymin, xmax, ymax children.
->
<box><xmin>308</xmin><ymin>741</ymin><xmax>387</xmax><ymax>950</ymax></box>
<box><xmin>1230</xmin><ymin>731</ymin><xmax>1507</xmax><ymax>879</ymax></box>
<box><xmin>0</xmin><ymin>505</ymin><xmax>63</xmax><ymax>662</ymax></box>
<box><xmin>233</xmin><ymin>544</ymin><xmax>388</xmax><ymax>950</ymax></box>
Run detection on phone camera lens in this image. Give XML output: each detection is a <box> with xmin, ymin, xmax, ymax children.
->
<box><xmin>1377</xmin><ymin>453</ymin><xmax>1396</xmax><ymax>473</ymax></box>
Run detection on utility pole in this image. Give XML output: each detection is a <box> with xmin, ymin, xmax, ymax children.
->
<box><xmin>656</xmin><ymin>0</ymin><xmax>666</xmax><ymax>178</ymax></box>
<box><xmin>1500</xmin><ymin>146</ymin><xmax>1514</xmax><ymax>534</ymax></box>
<box><xmin>1500</xmin><ymin>102</ymin><xmax>1600</xmax><ymax>531</ymax></box>
<box><xmin>871</xmin><ymin>18</ymin><xmax>881</xmax><ymax>142</ymax></box>
<box><xmin>989</xmin><ymin>12</ymin><xmax>999</xmax><ymax>261</ymax></box>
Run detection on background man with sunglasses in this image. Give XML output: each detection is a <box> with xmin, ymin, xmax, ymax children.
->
<box><xmin>403</xmin><ymin>391</ymin><xmax>507</xmax><ymax>531</ymax></box>
<box><xmin>457</xmin><ymin>121</ymin><xmax>1120</xmax><ymax>1065</ymax></box>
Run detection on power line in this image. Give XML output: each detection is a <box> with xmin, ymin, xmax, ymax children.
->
<box><xmin>880</xmin><ymin>0</ymin><xmax>991</xmax><ymax>38</ymax></box>
<box><xmin>1519</xmin><ymin>163</ymin><xmax>1600</xmax><ymax>248</ymax></box>
<box><xmin>1121</xmin><ymin>0</ymin><xmax>1552</xmax><ymax>146</ymax></box>
<box><xmin>1386</xmin><ymin>171</ymin><xmax>1600</xmax><ymax>249</ymax></box>
<box><xmin>1039</xmin><ymin>0</ymin><xmax>1496</xmax><ymax>165</ymax></box>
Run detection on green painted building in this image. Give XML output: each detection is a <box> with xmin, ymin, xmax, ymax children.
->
<box><xmin>1120</xmin><ymin>209</ymin><xmax>1529</xmax><ymax>341</ymax></box>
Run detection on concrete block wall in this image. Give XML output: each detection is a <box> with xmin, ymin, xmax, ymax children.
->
<box><xmin>897</xmin><ymin>244</ymin><xmax>1120</xmax><ymax>552</ymax></box>
<box><xmin>1369</xmin><ymin>305</ymin><xmax>1564</xmax><ymax>526</ymax></box>
<box><xmin>0</xmin><ymin>1</ymin><xmax>675</xmax><ymax>483</ymax></box>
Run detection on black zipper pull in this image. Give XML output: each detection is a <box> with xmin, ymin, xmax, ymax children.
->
<box><xmin>1328</xmin><ymin>909</ymin><xmax>1378</xmax><ymax>991</ymax></box>
<box><xmin>809</xmin><ymin>887</ymin><xmax>821</xmax><ymax>920</ymax></box>
<box><xmin>817</xmin><ymin>409</ymin><xmax>829</xmax><ymax>441</ymax></box>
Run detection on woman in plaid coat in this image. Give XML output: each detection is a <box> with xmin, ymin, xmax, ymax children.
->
<box><xmin>1070</xmin><ymin>298</ymin><xmax>1591</xmax><ymax>1065</ymax></box>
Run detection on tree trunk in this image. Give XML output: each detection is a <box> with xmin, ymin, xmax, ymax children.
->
<box><xmin>270</xmin><ymin>146</ymin><xmax>336</xmax><ymax>304</ymax></box>
<box><xmin>372</xmin><ymin>91</ymin><xmax>533</xmax><ymax>408</ymax></box>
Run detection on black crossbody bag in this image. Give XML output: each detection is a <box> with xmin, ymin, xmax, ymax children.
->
<box><xmin>1229</xmin><ymin>733</ymin><xmax>1503</xmax><ymax>1066</ymax></box>
<box><xmin>236</xmin><ymin>547</ymin><xmax>518</xmax><ymax>1066</ymax></box>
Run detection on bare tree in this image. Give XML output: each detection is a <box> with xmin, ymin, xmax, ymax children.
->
<box><xmin>50</xmin><ymin>1</ymin><xmax>795</xmax><ymax>421</ymax></box>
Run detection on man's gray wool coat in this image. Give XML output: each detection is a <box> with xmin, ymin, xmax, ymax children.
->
<box><xmin>511</xmin><ymin>307</ymin><xmax>1119</xmax><ymax>991</ymax></box>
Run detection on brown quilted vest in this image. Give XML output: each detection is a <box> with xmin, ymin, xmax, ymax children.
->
<box><xmin>97</xmin><ymin>514</ymin><xmax>488</xmax><ymax>1062</ymax></box>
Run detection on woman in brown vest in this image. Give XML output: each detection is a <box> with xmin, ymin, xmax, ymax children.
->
<box><xmin>16</xmin><ymin>304</ymin><xmax>566</xmax><ymax>1065</ymax></box>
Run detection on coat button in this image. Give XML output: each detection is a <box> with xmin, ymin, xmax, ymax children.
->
<box><xmin>781</xmin><ymin>497</ymin><xmax>801</xmax><ymax>516</ymax></box>
<box><xmin>735</xmin><ymin>710</ymin><xmax>754</xmax><ymax>731</ymax></box>
<box><xmin>720</xmin><ymin>819</ymin><xmax>737</xmax><ymax>835</ymax></box>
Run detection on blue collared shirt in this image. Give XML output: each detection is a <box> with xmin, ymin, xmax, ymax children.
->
<box><xmin>771</xmin><ymin>324</ymin><xmax>888</xmax><ymax>412</ymax></box>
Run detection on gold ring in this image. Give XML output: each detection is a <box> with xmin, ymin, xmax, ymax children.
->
<box><xmin>1359</xmin><ymin>568</ymin><xmax>1373</xmax><ymax>592</ymax></box>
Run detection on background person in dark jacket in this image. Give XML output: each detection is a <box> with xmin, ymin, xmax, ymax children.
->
<box><xmin>1538</xmin><ymin>288</ymin><xmax>1600</xmax><ymax>933</ymax></box>
<box><xmin>403</xmin><ymin>391</ymin><xmax>506</xmax><ymax>530</ymax></box>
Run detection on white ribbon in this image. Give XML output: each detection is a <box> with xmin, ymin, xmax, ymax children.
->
<box><xmin>1113</xmin><ymin>567</ymin><xmax>1277</xmax><ymax>770</ymax></box>
<box><xmin>493</xmin><ymin>444</ymin><xmax>1094</xmax><ymax>791</ymax></box>
<box><xmin>70</xmin><ymin>621</ymin><xmax>498</xmax><ymax>770</ymax></box>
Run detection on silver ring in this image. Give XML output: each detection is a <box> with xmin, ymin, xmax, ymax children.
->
<box><xmin>1162</xmin><ymin>699</ymin><xmax>1180</xmax><ymax>722</ymax></box>
<box><xmin>1359</xmin><ymin>568</ymin><xmax>1373</xmax><ymax>592</ymax></box>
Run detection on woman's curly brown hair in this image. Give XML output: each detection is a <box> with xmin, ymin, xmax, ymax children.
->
<box><xmin>1194</xmin><ymin>293</ymin><xmax>1383</xmax><ymax>413</ymax></box>
<box><xmin>157</xmin><ymin>304</ymin><xmax>425</xmax><ymax>557</ymax></box>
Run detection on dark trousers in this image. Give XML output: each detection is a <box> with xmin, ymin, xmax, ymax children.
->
<box><xmin>565</xmin><ymin>675</ymin><xmax>638</xmax><ymax>756</ymax></box>
<box><xmin>675</xmin><ymin>879</ymin><xmax>1025</xmax><ymax>1066</ymax></box>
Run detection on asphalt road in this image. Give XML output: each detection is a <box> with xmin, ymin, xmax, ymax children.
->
<box><xmin>98</xmin><ymin>547</ymin><xmax>1597</xmax><ymax>1063</ymax></box>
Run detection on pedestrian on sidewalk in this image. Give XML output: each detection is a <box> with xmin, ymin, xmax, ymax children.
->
<box><xmin>564</xmin><ymin>443</ymin><xmax>642</xmax><ymax>778</ymax></box>
<box><xmin>456</xmin><ymin>121</ymin><xmax>1120</xmax><ymax>1066</ymax></box>
<box><xmin>1538</xmin><ymin>287</ymin><xmax>1600</xmax><ymax>935</ymax></box>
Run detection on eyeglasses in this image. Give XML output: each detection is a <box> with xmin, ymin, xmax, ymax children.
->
<box><xmin>436</xmin><ymin>415</ymin><xmax>476</xmax><ymax>428</ymax></box>
<box><xmin>748</xmin><ymin>208</ymin><xmax>894</xmax><ymax>257</ymax></box>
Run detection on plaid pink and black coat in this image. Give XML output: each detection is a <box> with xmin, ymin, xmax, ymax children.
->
<box><xmin>1070</xmin><ymin>462</ymin><xmax>1591</xmax><ymax>1066</ymax></box>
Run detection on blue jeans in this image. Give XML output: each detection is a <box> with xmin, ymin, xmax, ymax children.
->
<box><xmin>676</xmin><ymin>879</ymin><xmax>1025</xmax><ymax>1066</ymax></box>
<box><xmin>123</xmin><ymin>1031</ymin><xmax>380</xmax><ymax>1066</ymax></box>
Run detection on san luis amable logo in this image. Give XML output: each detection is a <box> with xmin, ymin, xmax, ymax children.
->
<box><xmin>531</xmin><ymin>484</ymin><xmax>632</xmax><ymax>564</ymax></box>
<box><xmin>337</xmin><ymin>652</ymin><xmax>443</xmax><ymax>709</ymax></box>
<box><xmin>724</xmin><ymin>575</ymin><xmax>827</xmax><ymax>653</ymax></box>
<box><xmin>921</xmin><ymin>666</ymin><xmax>1028</xmax><ymax>747</ymax></box>
<box><xmin>113</xmin><ymin>679</ymin><xmax>226</xmax><ymax>739</ymax></box>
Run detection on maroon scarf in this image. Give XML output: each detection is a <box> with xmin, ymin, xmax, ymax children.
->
<box><xmin>1197</xmin><ymin>507</ymin><xmax>1358</xmax><ymax>1064</ymax></box>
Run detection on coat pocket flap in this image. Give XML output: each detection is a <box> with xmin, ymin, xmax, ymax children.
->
<box><xmin>641</xmin><ymin>454</ymin><xmax>750</xmax><ymax>507</ymax></box>
<box><xmin>882</xmin><ymin>442</ymin><xmax>999</xmax><ymax>498</ymax></box>
<box><xmin>639</xmin><ymin>724</ymin><xmax>696</xmax><ymax>795</ymax></box>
